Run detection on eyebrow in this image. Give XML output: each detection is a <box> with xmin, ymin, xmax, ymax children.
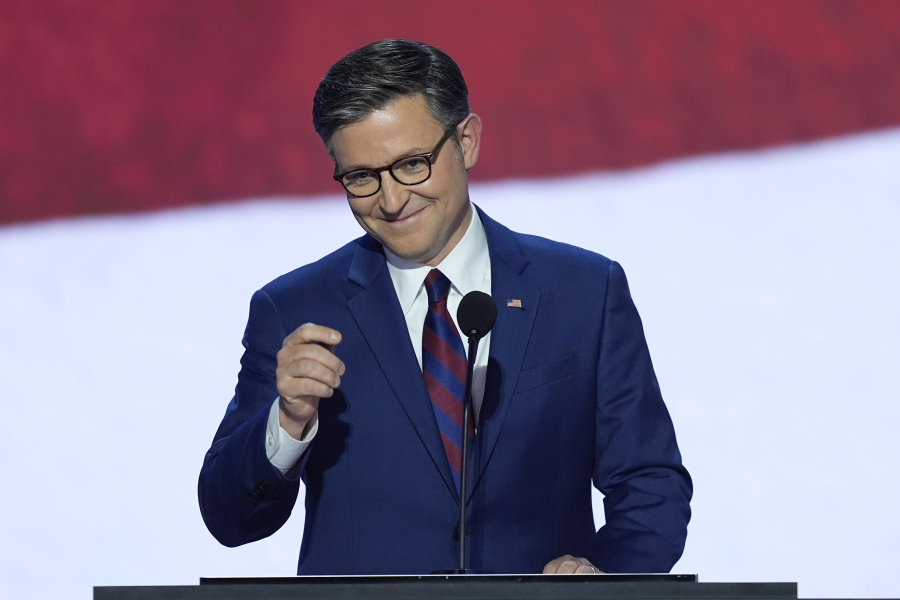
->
<box><xmin>339</xmin><ymin>145</ymin><xmax>434</xmax><ymax>173</ymax></box>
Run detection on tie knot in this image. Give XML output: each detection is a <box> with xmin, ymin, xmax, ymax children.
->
<box><xmin>424</xmin><ymin>269</ymin><xmax>452</xmax><ymax>305</ymax></box>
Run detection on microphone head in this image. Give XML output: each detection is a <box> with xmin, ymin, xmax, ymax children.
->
<box><xmin>457</xmin><ymin>291</ymin><xmax>497</xmax><ymax>340</ymax></box>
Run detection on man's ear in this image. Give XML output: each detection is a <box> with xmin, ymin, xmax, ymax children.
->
<box><xmin>458</xmin><ymin>113</ymin><xmax>482</xmax><ymax>171</ymax></box>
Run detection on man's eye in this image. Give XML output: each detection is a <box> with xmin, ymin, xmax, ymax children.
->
<box><xmin>345</xmin><ymin>171</ymin><xmax>376</xmax><ymax>186</ymax></box>
<box><xmin>395</xmin><ymin>157</ymin><xmax>429</xmax><ymax>173</ymax></box>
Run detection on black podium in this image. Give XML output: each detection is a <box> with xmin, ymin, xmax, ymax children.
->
<box><xmin>95</xmin><ymin>574</ymin><xmax>798</xmax><ymax>600</ymax></box>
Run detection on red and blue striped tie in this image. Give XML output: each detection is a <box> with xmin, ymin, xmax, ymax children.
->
<box><xmin>422</xmin><ymin>269</ymin><xmax>473</xmax><ymax>491</ymax></box>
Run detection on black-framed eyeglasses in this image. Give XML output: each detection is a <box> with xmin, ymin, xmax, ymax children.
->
<box><xmin>333</xmin><ymin>126</ymin><xmax>457</xmax><ymax>198</ymax></box>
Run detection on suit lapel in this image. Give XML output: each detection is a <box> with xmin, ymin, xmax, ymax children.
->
<box><xmin>469</xmin><ymin>209</ymin><xmax>540</xmax><ymax>501</ymax></box>
<box><xmin>345</xmin><ymin>237</ymin><xmax>459</xmax><ymax>499</ymax></box>
<box><xmin>342</xmin><ymin>211</ymin><xmax>542</xmax><ymax>504</ymax></box>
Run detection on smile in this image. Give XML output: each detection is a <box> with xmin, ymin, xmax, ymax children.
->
<box><xmin>382</xmin><ymin>206</ymin><xmax>426</xmax><ymax>225</ymax></box>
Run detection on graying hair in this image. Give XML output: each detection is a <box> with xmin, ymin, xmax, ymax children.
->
<box><xmin>312</xmin><ymin>39</ymin><xmax>470</xmax><ymax>154</ymax></box>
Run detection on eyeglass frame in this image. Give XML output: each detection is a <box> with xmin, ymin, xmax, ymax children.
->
<box><xmin>332</xmin><ymin>124</ymin><xmax>459</xmax><ymax>198</ymax></box>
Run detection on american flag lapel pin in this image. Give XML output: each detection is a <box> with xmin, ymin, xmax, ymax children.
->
<box><xmin>507</xmin><ymin>299</ymin><xmax>523</xmax><ymax>309</ymax></box>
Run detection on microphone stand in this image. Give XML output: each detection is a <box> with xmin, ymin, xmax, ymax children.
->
<box><xmin>433</xmin><ymin>290</ymin><xmax>496</xmax><ymax>575</ymax></box>
<box><xmin>457</xmin><ymin>333</ymin><xmax>480</xmax><ymax>574</ymax></box>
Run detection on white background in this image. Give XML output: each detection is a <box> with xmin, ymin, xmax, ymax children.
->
<box><xmin>1</xmin><ymin>128</ymin><xmax>898</xmax><ymax>598</ymax></box>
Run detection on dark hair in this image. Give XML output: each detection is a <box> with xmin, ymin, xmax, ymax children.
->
<box><xmin>312</xmin><ymin>39</ymin><xmax>470</xmax><ymax>152</ymax></box>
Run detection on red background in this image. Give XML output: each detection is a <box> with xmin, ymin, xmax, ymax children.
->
<box><xmin>2</xmin><ymin>0</ymin><xmax>900</xmax><ymax>224</ymax></box>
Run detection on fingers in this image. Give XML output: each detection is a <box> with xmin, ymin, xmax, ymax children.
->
<box><xmin>277</xmin><ymin>348</ymin><xmax>344</xmax><ymax>395</ymax></box>
<box><xmin>284</xmin><ymin>323</ymin><xmax>342</xmax><ymax>350</ymax></box>
<box><xmin>542</xmin><ymin>555</ymin><xmax>601</xmax><ymax>575</ymax></box>
<box><xmin>573</xmin><ymin>563</ymin><xmax>599</xmax><ymax>574</ymax></box>
<box><xmin>279</xmin><ymin>324</ymin><xmax>345</xmax><ymax>380</ymax></box>
<box><xmin>276</xmin><ymin>324</ymin><xmax>346</xmax><ymax>430</ymax></box>
<box><xmin>278</xmin><ymin>357</ymin><xmax>341</xmax><ymax>398</ymax></box>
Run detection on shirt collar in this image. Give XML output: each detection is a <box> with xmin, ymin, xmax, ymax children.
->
<box><xmin>384</xmin><ymin>205</ymin><xmax>489</xmax><ymax>316</ymax></box>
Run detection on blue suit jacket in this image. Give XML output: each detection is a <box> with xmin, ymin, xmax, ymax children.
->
<box><xmin>199</xmin><ymin>207</ymin><xmax>691</xmax><ymax>574</ymax></box>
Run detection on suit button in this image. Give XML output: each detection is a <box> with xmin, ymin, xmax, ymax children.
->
<box><xmin>248</xmin><ymin>480</ymin><xmax>269</xmax><ymax>502</ymax></box>
<box><xmin>452</xmin><ymin>524</ymin><xmax>473</xmax><ymax>542</ymax></box>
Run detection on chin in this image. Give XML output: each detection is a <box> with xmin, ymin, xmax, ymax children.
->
<box><xmin>397</xmin><ymin>244</ymin><xmax>444</xmax><ymax>265</ymax></box>
<box><xmin>376</xmin><ymin>234</ymin><xmax>429</xmax><ymax>260</ymax></box>
<box><xmin>391</xmin><ymin>246</ymin><xmax>431</xmax><ymax>263</ymax></box>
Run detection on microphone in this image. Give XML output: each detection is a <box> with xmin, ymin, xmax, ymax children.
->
<box><xmin>457</xmin><ymin>291</ymin><xmax>497</xmax><ymax>341</ymax></box>
<box><xmin>455</xmin><ymin>291</ymin><xmax>497</xmax><ymax>573</ymax></box>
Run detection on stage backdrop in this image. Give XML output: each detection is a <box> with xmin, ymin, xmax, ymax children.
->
<box><xmin>2</xmin><ymin>3</ymin><xmax>900</xmax><ymax>600</ymax></box>
<box><xmin>2</xmin><ymin>0</ymin><xmax>900</xmax><ymax>223</ymax></box>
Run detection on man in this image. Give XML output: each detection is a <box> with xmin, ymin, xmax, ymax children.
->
<box><xmin>199</xmin><ymin>39</ymin><xmax>691</xmax><ymax>575</ymax></box>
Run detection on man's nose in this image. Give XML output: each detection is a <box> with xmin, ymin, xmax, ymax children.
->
<box><xmin>378</xmin><ymin>171</ymin><xmax>407</xmax><ymax>214</ymax></box>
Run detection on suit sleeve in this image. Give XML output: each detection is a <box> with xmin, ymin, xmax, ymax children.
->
<box><xmin>198</xmin><ymin>288</ymin><xmax>305</xmax><ymax>547</ymax></box>
<box><xmin>590</xmin><ymin>261</ymin><xmax>693</xmax><ymax>573</ymax></box>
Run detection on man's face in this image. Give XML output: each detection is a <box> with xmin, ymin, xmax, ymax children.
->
<box><xmin>330</xmin><ymin>94</ymin><xmax>481</xmax><ymax>267</ymax></box>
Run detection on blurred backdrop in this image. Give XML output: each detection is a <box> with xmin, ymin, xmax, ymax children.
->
<box><xmin>3</xmin><ymin>0</ymin><xmax>900</xmax><ymax>222</ymax></box>
<box><xmin>1</xmin><ymin>2</ymin><xmax>899</xmax><ymax>599</ymax></box>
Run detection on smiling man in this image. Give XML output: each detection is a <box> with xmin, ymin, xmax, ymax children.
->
<box><xmin>199</xmin><ymin>39</ymin><xmax>692</xmax><ymax>575</ymax></box>
<box><xmin>333</xmin><ymin>94</ymin><xmax>476</xmax><ymax>267</ymax></box>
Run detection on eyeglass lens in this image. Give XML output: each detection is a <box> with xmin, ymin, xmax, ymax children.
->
<box><xmin>342</xmin><ymin>156</ymin><xmax>432</xmax><ymax>197</ymax></box>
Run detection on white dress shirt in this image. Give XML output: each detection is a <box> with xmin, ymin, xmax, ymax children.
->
<box><xmin>266</xmin><ymin>206</ymin><xmax>492</xmax><ymax>474</ymax></box>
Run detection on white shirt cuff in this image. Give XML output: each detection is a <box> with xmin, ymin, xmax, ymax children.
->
<box><xmin>265</xmin><ymin>398</ymin><xmax>318</xmax><ymax>474</ymax></box>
